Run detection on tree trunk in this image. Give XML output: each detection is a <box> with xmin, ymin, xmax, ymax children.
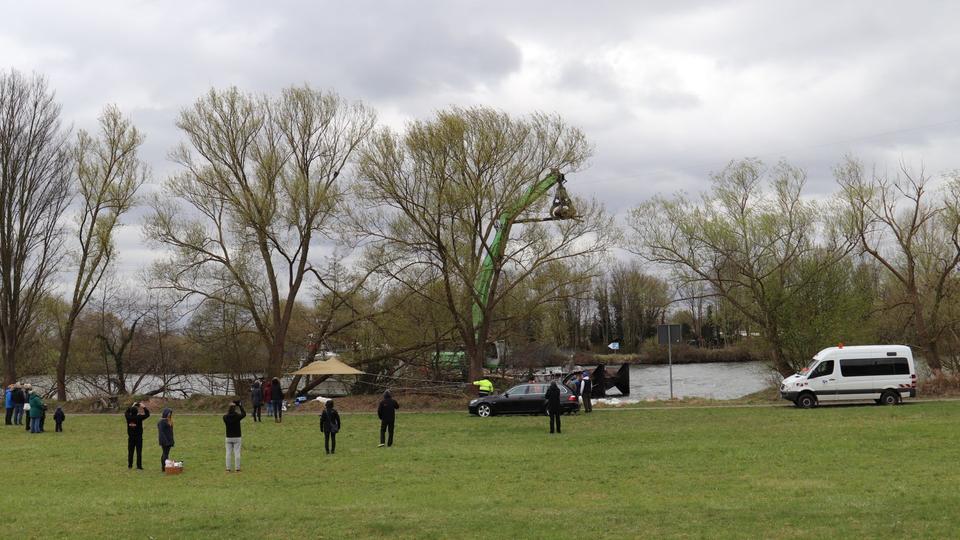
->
<box><xmin>2</xmin><ymin>342</ymin><xmax>15</xmax><ymax>387</ymax></box>
<box><xmin>56</xmin><ymin>317</ymin><xmax>77</xmax><ymax>400</ymax></box>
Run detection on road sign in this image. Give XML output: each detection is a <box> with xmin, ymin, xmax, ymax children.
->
<box><xmin>657</xmin><ymin>324</ymin><xmax>682</xmax><ymax>345</ymax></box>
<box><xmin>607</xmin><ymin>342</ymin><xmax>620</xmax><ymax>351</ymax></box>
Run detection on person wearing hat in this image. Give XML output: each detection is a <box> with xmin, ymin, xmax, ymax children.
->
<box><xmin>377</xmin><ymin>390</ymin><xmax>399</xmax><ymax>447</ymax></box>
<box><xmin>579</xmin><ymin>371</ymin><xmax>593</xmax><ymax>413</ymax></box>
<box><xmin>4</xmin><ymin>384</ymin><xmax>13</xmax><ymax>425</ymax></box>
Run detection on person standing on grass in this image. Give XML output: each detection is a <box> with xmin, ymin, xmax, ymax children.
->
<box><xmin>125</xmin><ymin>402</ymin><xmax>150</xmax><ymax>469</ymax></box>
<box><xmin>4</xmin><ymin>384</ymin><xmax>13</xmax><ymax>425</ymax></box>
<box><xmin>158</xmin><ymin>408</ymin><xmax>175</xmax><ymax>472</ymax></box>
<box><xmin>249</xmin><ymin>380</ymin><xmax>263</xmax><ymax>422</ymax></box>
<box><xmin>270</xmin><ymin>378</ymin><xmax>283</xmax><ymax>423</ymax></box>
<box><xmin>12</xmin><ymin>383</ymin><xmax>25</xmax><ymax>426</ymax></box>
<box><xmin>28</xmin><ymin>390</ymin><xmax>43</xmax><ymax>434</ymax></box>
<box><xmin>223</xmin><ymin>400</ymin><xmax>246</xmax><ymax>472</ymax></box>
<box><xmin>579</xmin><ymin>371</ymin><xmax>592</xmax><ymax>413</ymax></box>
<box><xmin>262</xmin><ymin>378</ymin><xmax>273</xmax><ymax>418</ymax></box>
<box><xmin>545</xmin><ymin>381</ymin><xmax>562</xmax><ymax>434</ymax></box>
<box><xmin>53</xmin><ymin>407</ymin><xmax>65</xmax><ymax>432</ymax></box>
<box><xmin>377</xmin><ymin>390</ymin><xmax>399</xmax><ymax>448</ymax></box>
<box><xmin>320</xmin><ymin>399</ymin><xmax>341</xmax><ymax>455</ymax></box>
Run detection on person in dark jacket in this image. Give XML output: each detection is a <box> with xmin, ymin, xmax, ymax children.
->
<box><xmin>545</xmin><ymin>381</ymin><xmax>562</xmax><ymax>434</ymax></box>
<box><xmin>28</xmin><ymin>390</ymin><xmax>43</xmax><ymax>434</ymax></box>
<box><xmin>579</xmin><ymin>371</ymin><xmax>592</xmax><ymax>413</ymax></box>
<box><xmin>270</xmin><ymin>378</ymin><xmax>283</xmax><ymax>423</ymax></box>
<box><xmin>223</xmin><ymin>401</ymin><xmax>246</xmax><ymax>472</ymax></box>
<box><xmin>12</xmin><ymin>383</ymin><xmax>25</xmax><ymax>425</ymax></box>
<box><xmin>158</xmin><ymin>408</ymin><xmax>175</xmax><ymax>472</ymax></box>
<box><xmin>320</xmin><ymin>399</ymin><xmax>341</xmax><ymax>455</ymax></box>
<box><xmin>377</xmin><ymin>390</ymin><xmax>399</xmax><ymax>447</ymax></box>
<box><xmin>53</xmin><ymin>407</ymin><xmax>65</xmax><ymax>432</ymax></box>
<box><xmin>249</xmin><ymin>380</ymin><xmax>263</xmax><ymax>422</ymax></box>
<box><xmin>4</xmin><ymin>384</ymin><xmax>12</xmax><ymax>425</ymax></box>
<box><xmin>125</xmin><ymin>402</ymin><xmax>150</xmax><ymax>469</ymax></box>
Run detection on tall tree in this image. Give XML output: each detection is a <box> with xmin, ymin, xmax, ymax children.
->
<box><xmin>145</xmin><ymin>86</ymin><xmax>375</xmax><ymax>378</ymax></box>
<box><xmin>55</xmin><ymin>105</ymin><xmax>145</xmax><ymax>399</ymax></box>
<box><xmin>836</xmin><ymin>157</ymin><xmax>960</xmax><ymax>374</ymax></box>
<box><xmin>0</xmin><ymin>70</ymin><xmax>72</xmax><ymax>386</ymax></box>
<box><xmin>629</xmin><ymin>159</ymin><xmax>855</xmax><ymax>374</ymax></box>
<box><xmin>355</xmin><ymin>107</ymin><xmax>613</xmax><ymax>381</ymax></box>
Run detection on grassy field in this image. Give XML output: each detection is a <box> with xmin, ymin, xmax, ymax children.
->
<box><xmin>2</xmin><ymin>401</ymin><xmax>959</xmax><ymax>539</ymax></box>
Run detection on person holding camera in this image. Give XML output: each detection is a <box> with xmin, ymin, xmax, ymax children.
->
<box><xmin>223</xmin><ymin>400</ymin><xmax>246</xmax><ymax>472</ymax></box>
<box><xmin>125</xmin><ymin>401</ymin><xmax>150</xmax><ymax>469</ymax></box>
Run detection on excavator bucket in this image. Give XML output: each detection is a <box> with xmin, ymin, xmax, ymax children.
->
<box><xmin>549</xmin><ymin>177</ymin><xmax>577</xmax><ymax>219</ymax></box>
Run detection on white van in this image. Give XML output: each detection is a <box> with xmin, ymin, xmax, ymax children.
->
<box><xmin>780</xmin><ymin>345</ymin><xmax>916</xmax><ymax>408</ymax></box>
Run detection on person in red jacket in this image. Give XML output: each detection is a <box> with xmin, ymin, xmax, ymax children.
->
<box><xmin>262</xmin><ymin>378</ymin><xmax>273</xmax><ymax>418</ymax></box>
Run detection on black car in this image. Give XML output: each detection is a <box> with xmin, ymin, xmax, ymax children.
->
<box><xmin>468</xmin><ymin>383</ymin><xmax>580</xmax><ymax>417</ymax></box>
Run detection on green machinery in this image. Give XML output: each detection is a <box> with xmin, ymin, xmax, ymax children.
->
<box><xmin>470</xmin><ymin>169</ymin><xmax>578</xmax><ymax>368</ymax></box>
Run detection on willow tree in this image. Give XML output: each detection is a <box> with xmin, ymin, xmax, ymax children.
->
<box><xmin>355</xmin><ymin>107</ymin><xmax>613</xmax><ymax>381</ymax></box>
<box><xmin>145</xmin><ymin>86</ymin><xmax>376</xmax><ymax>378</ymax></box>
<box><xmin>0</xmin><ymin>70</ymin><xmax>72</xmax><ymax>386</ymax></box>
<box><xmin>55</xmin><ymin>106</ymin><xmax>145</xmax><ymax>399</ymax></box>
<box><xmin>836</xmin><ymin>158</ymin><xmax>960</xmax><ymax>375</ymax></box>
<box><xmin>629</xmin><ymin>159</ymin><xmax>857</xmax><ymax>375</ymax></box>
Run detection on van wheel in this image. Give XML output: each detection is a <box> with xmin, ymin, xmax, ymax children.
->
<box><xmin>880</xmin><ymin>391</ymin><xmax>900</xmax><ymax>405</ymax></box>
<box><xmin>796</xmin><ymin>393</ymin><xmax>817</xmax><ymax>409</ymax></box>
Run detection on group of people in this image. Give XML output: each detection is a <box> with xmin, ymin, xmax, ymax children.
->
<box><xmin>248</xmin><ymin>377</ymin><xmax>284</xmax><ymax>423</ymax></box>
<box><xmin>121</xmin><ymin>387</ymin><xmax>401</xmax><ymax>473</ymax></box>
<box><xmin>4</xmin><ymin>382</ymin><xmax>64</xmax><ymax>433</ymax></box>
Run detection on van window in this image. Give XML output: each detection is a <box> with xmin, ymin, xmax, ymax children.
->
<box><xmin>840</xmin><ymin>358</ymin><xmax>910</xmax><ymax>377</ymax></box>
<box><xmin>808</xmin><ymin>360</ymin><xmax>834</xmax><ymax>379</ymax></box>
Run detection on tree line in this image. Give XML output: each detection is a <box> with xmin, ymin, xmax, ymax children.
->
<box><xmin>3</xmin><ymin>67</ymin><xmax>959</xmax><ymax>399</ymax></box>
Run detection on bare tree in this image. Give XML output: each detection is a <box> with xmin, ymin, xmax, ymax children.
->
<box><xmin>355</xmin><ymin>107</ymin><xmax>613</xmax><ymax>381</ymax></box>
<box><xmin>54</xmin><ymin>106</ymin><xmax>145</xmax><ymax>399</ymax></box>
<box><xmin>145</xmin><ymin>86</ymin><xmax>376</xmax><ymax>378</ymax></box>
<box><xmin>0</xmin><ymin>70</ymin><xmax>72</xmax><ymax>386</ymax></box>
<box><xmin>836</xmin><ymin>157</ymin><xmax>960</xmax><ymax>374</ymax></box>
<box><xmin>629</xmin><ymin>159</ymin><xmax>855</xmax><ymax>374</ymax></box>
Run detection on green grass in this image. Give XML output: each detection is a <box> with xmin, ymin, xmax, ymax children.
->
<box><xmin>2</xmin><ymin>402</ymin><xmax>960</xmax><ymax>538</ymax></box>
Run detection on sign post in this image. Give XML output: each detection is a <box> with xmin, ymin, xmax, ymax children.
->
<box><xmin>657</xmin><ymin>324</ymin><xmax>682</xmax><ymax>400</ymax></box>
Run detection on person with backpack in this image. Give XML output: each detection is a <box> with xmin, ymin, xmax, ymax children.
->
<box><xmin>249</xmin><ymin>380</ymin><xmax>263</xmax><ymax>422</ymax></box>
<box><xmin>377</xmin><ymin>390</ymin><xmax>399</xmax><ymax>448</ymax></box>
<box><xmin>319</xmin><ymin>400</ymin><xmax>341</xmax><ymax>455</ymax></box>
<box><xmin>223</xmin><ymin>400</ymin><xmax>246</xmax><ymax>472</ymax></box>
<box><xmin>158</xmin><ymin>408</ymin><xmax>175</xmax><ymax>472</ymax></box>
<box><xmin>270</xmin><ymin>378</ymin><xmax>283</xmax><ymax>423</ymax></box>
<box><xmin>125</xmin><ymin>402</ymin><xmax>150</xmax><ymax>469</ymax></box>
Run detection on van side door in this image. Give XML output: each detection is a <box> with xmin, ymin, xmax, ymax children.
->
<box><xmin>806</xmin><ymin>360</ymin><xmax>836</xmax><ymax>401</ymax></box>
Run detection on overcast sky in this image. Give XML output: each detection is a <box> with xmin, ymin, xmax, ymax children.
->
<box><xmin>4</xmin><ymin>0</ymin><xmax>960</xmax><ymax>279</ymax></box>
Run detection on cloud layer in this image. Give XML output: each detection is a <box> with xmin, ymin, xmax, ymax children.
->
<box><xmin>4</xmin><ymin>0</ymin><xmax>960</xmax><ymax>279</ymax></box>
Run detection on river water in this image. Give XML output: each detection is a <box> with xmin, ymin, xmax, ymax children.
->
<box><xmin>601</xmin><ymin>361</ymin><xmax>778</xmax><ymax>403</ymax></box>
<box><xmin>20</xmin><ymin>361</ymin><xmax>778</xmax><ymax>402</ymax></box>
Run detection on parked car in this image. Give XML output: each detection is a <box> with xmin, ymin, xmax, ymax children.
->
<box><xmin>468</xmin><ymin>383</ymin><xmax>580</xmax><ymax>417</ymax></box>
<box><xmin>780</xmin><ymin>345</ymin><xmax>917</xmax><ymax>408</ymax></box>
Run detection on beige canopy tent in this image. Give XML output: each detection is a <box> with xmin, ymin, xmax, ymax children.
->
<box><xmin>292</xmin><ymin>357</ymin><xmax>364</xmax><ymax>376</ymax></box>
